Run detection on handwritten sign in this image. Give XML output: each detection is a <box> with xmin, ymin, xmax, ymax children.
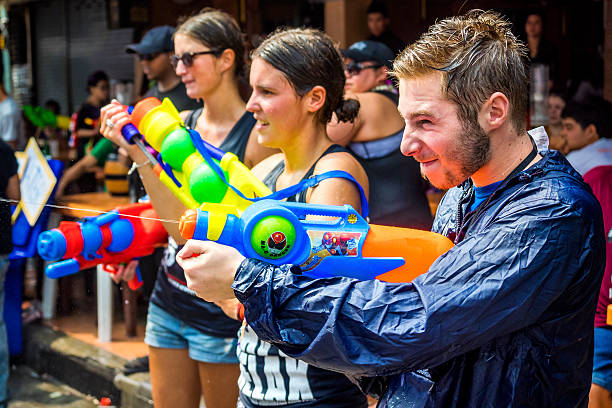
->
<box><xmin>18</xmin><ymin>138</ymin><xmax>56</xmax><ymax>226</ymax></box>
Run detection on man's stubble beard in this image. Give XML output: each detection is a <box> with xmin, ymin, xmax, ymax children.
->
<box><xmin>421</xmin><ymin>119</ymin><xmax>491</xmax><ymax>189</ymax></box>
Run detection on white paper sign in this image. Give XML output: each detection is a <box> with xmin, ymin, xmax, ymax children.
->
<box><xmin>19</xmin><ymin>138</ymin><xmax>56</xmax><ymax>226</ymax></box>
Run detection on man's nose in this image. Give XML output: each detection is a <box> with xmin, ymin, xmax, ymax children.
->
<box><xmin>400</xmin><ymin>130</ymin><xmax>421</xmax><ymax>157</ymax></box>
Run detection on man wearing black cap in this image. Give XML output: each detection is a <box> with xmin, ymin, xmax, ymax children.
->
<box><xmin>126</xmin><ymin>25</ymin><xmax>201</xmax><ymax>112</ymax></box>
<box><xmin>327</xmin><ymin>40</ymin><xmax>433</xmax><ymax>230</ymax></box>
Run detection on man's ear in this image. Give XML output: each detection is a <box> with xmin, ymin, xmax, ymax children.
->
<box><xmin>585</xmin><ymin>123</ymin><xmax>600</xmax><ymax>141</ymax></box>
<box><xmin>218</xmin><ymin>49</ymin><xmax>236</xmax><ymax>74</ymax></box>
<box><xmin>479</xmin><ymin>92</ymin><xmax>510</xmax><ymax>132</ymax></box>
<box><xmin>304</xmin><ymin>85</ymin><xmax>327</xmax><ymax>114</ymax></box>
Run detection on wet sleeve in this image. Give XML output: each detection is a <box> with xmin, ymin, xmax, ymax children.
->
<box><xmin>233</xmin><ymin>196</ymin><xmax>600</xmax><ymax>377</ymax></box>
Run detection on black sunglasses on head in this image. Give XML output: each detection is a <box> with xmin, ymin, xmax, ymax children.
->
<box><xmin>345</xmin><ymin>62</ymin><xmax>383</xmax><ymax>76</ymax></box>
<box><xmin>170</xmin><ymin>50</ymin><xmax>221</xmax><ymax>69</ymax></box>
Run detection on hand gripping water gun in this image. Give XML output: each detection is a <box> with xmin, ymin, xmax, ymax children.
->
<box><xmin>179</xmin><ymin>200</ymin><xmax>454</xmax><ymax>282</ymax></box>
<box><xmin>127</xmin><ymin>97</ymin><xmax>271</xmax><ymax>212</ymax></box>
<box><xmin>37</xmin><ymin>202</ymin><xmax>168</xmax><ymax>290</ymax></box>
<box><xmin>23</xmin><ymin>105</ymin><xmax>71</xmax><ymax>129</ymax></box>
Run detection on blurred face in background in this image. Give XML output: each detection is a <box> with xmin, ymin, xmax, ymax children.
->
<box><xmin>548</xmin><ymin>95</ymin><xmax>565</xmax><ymax>126</ymax></box>
<box><xmin>525</xmin><ymin>14</ymin><xmax>543</xmax><ymax>38</ymax></box>
<box><xmin>367</xmin><ymin>12</ymin><xmax>387</xmax><ymax>37</ymax></box>
<box><xmin>561</xmin><ymin>117</ymin><xmax>598</xmax><ymax>153</ymax></box>
<box><xmin>344</xmin><ymin>58</ymin><xmax>387</xmax><ymax>94</ymax></box>
<box><xmin>139</xmin><ymin>52</ymin><xmax>172</xmax><ymax>81</ymax></box>
<box><xmin>90</xmin><ymin>80</ymin><xmax>110</xmax><ymax>105</ymax></box>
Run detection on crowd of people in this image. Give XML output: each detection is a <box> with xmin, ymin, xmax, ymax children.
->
<box><xmin>1</xmin><ymin>2</ymin><xmax>611</xmax><ymax>408</ymax></box>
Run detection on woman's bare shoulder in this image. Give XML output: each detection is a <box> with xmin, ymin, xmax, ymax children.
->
<box><xmin>250</xmin><ymin>153</ymin><xmax>284</xmax><ymax>180</ymax></box>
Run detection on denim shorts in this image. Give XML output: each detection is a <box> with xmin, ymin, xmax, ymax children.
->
<box><xmin>593</xmin><ymin>327</ymin><xmax>612</xmax><ymax>392</ymax></box>
<box><xmin>145</xmin><ymin>301</ymin><xmax>238</xmax><ymax>364</ymax></box>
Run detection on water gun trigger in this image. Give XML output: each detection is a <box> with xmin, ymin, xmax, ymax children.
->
<box><xmin>128</xmin><ymin>265</ymin><xmax>143</xmax><ymax>291</ymax></box>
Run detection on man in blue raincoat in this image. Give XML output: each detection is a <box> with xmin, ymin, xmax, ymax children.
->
<box><xmin>177</xmin><ymin>10</ymin><xmax>606</xmax><ymax>407</ymax></box>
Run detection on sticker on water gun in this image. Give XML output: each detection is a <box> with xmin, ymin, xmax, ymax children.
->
<box><xmin>258</xmin><ymin>230</ymin><xmax>292</xmax><ymax>259</ymax></box>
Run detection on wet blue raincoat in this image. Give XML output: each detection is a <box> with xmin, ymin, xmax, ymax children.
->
<box><xmin>233</xmin><ymin>151</ymin><xmax>606</xmax><ymax>407</ymax></box>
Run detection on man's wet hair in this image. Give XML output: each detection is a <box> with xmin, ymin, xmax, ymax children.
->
<box><xmin>392</xmin><ymin>10</ymin><xmax>529</xmax><ymax>134</ymax></box>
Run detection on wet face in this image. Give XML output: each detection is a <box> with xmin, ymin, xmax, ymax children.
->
<box><xmin>398</xmin><ymin>73</ymin><xmax>491</xmax><ymax>189</ymax></box>
<box><xmin>547</xmin><ymin>95</ymin><xmax>565</xmax><ymax>125</ymax></box>
<box><xmin>139</xmin><ymin>52</ymin><xmax>172</xmax><ymax>81</ymax></box>
<box><xmin>246</xmin><ymin>58</ymin><xmax>312</xmax><ymax>148</ymax></box>
<box><xmin>173</xmin><ymin>33</ymin><xmax>222</xmax><ymax>100</ymax></box>
<box><xmin>525</xmin><ymin>14</ymin><xmax>543</xmax><ymax>38</ymax></box>
<box><xmin>367</xmin><ymin>12</ymin><xmax>386</xmax><ymax>37</ymax></box>
<box><xmin>561</xmin><ymin>117</ymin><xmax>597</xmax><ymax>153</ymax></box>
<box><xmin>343</xmin><ymin>58</ymin><xmax>386</xmax><ymax>93</ymax></box>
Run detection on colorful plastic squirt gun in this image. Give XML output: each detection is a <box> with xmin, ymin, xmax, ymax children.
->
<box><xmin>23</xmin><ymin>105</ymin><xmax>71</xmax><ymax>129</ymax></box>
<box><xmin>179</xmin><ymin>200</ymin><xmax>454</xmax><ymax>282</ymax></box>
<box><xmin>129</xmin><ymin>97</ymin><xmax>271</xmax><ymax>212</ymax></box>
<box><xmin>37</xmin><ymin>202</ymin><xmax>168</xmax><ymax>290</ymax></box>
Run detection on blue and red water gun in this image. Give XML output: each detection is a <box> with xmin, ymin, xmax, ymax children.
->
<box><xmin>37</xmin><ymin>202</ymin><xmax>168</xmax><ymax>290</ymax></box>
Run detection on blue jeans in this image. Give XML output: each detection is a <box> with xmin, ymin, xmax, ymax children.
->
<box><xmin>0</xmin><ymin>255</ymin><xmax>9</xmax><ymax>405</ymax></box>
<box><xmin>144</xmin><ymin>301</ymin><xmax>238</xmax><ymax>364</ymax></box>
<box><xmin>593</xmin><ymin>327</ymin><xmax>612</xmax><ymax>392</ymax></box>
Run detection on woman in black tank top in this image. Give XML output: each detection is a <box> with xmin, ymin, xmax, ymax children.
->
<box><xmin>100</xmin><ymin>9</ymin><xmax>276</xmax><ymax>408</ymax></box>
<box><xmin>177</xmin><ymin>28</ymin><xmax>370</xmax><ymax>408</ymax></box>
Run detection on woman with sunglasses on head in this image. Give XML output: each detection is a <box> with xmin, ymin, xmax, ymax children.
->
<box><xmin>100</xmin><ymin>9</ymin><xmax>275</xmax><ymax>408</ymax></box>
<box><xmin>177</xmin><ymin>28</ymin><xmax>370</xmax><ymax>408</ymax></box>
<box><xmin>328</xmin><ymin>40</ymin><xmax>433</xmax><ymax>230</ymax></box>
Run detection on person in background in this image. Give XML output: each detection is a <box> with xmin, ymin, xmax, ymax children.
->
<box><xmin>126</xmin><ymin>25</ymin><xmax>202</xmax><ymax>112</ymax></box>
<box><xmin>546</xmin><ymin>91</ymin><xmax>567</xmax><ymax>153</ymax></box>
<box><xmin>559</xmin><ymin>101</ymin><xmax>612</xmax><ymax>408</ymax></box>
<box><xmin>524</xmin><ymin>12</ymin><xmax>559</xmax><ymax>89</ymax></box>
<box><xmin>0</xmin><ymin>139</ymin><xmax>20</xmax><ymax>408</ymax></box>
<box><xmin>56</xmin><ymin>25</ymin><xmax>202</xmax><ymax>200</ymax></box>
<box><xmin>0</xmin><ymin>83</ymin><xmax>25</xmax><ymax>151</ymax></box>
<box><xmin>69</xmin><ymin>71</ymin><xmax>110</xmax><ymax>194</ymax></box>
<box><xmin>329</xmin><ymin>40</ymin><xmax>432</xmax><ymax>229</ymax></box>
<box><xmin>177</xmin><ymin>10</ymin><xmax>605</xmax><ymax>407</ymax></box>
<box><xmin>74</xmin><ymin>71</ymin><xmax>109</xmax><ymax>160</ymax></box>
<box><xmin>100</xmin><ymin>8</ymin><xmax>276</xmax><ymax>408</ymax></box>
<box><xmin>366</xmin><ymin>1</ymin><xmax>405</xmax><ymax>57</ymax></box>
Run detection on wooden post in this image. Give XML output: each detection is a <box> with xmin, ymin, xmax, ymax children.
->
<box><xmin>324</xmin><ymin>0</ymin><xmax>371</xmax><ymax>48</ymax></box>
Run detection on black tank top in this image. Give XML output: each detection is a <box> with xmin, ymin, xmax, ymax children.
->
<box><xmin>184</xmin><ymin>108</ymin><xmax>255</xmax><ymax>161</ymax></box>
<box><xmin>149</xmin><ymin>109</ymin><xmax>255</xmax><ymax>339</ymax></box>
<box><xmin>262</xmin><ymin>144</ymin><xmax>350</xmax><ymax>203</ymax></box>
<box><xmin>348</xmin><ymin>89</ymin><xmax>433</xmax><ymax>229</ymax></box>
<box><xmin>238</xmin><ymin>144</ymin><xmax>367</xmax><ymax>408</ymax></box>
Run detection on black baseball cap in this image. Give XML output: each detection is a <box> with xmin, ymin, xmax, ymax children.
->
<box><xmin>341</xmin><ymin>40</ymin><xmax>394</xmax><ymax>69</ymax></box>
<box><xmin>126</xmin><ymin>26</ymin><xmax>175</xmax><ymax>55</ymax></box>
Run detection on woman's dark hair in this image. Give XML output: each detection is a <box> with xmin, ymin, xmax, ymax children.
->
<box><xmin>251</xmin><ymin>28</ymin><xmax>359</xmax><ymax>125</ymax></box>
<box><xmin>87</xmin><ymin>70</ymin><xmax>109</xmax><ymax>91</ymax></box>
<box><xmin>175</xmin><ymin>8</ymin><xmax>246</xmax><ymax>78</ymax></box>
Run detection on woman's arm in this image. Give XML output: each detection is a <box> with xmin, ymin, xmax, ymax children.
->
<box><xmin>100</xmin><ymin>102</ymin><xmax>187</xmax><ymax>242</ymax></box>
<box><xmin>307</xmin><ymin>152</ymin><xmax>369</xmax><ymax>212</ymax></box>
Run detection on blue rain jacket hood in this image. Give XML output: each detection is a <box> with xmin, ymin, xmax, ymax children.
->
<box><xmin>233</xmin><ymin>150</ymin><xmax>606</xmax><ymax>407</ymax></box>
